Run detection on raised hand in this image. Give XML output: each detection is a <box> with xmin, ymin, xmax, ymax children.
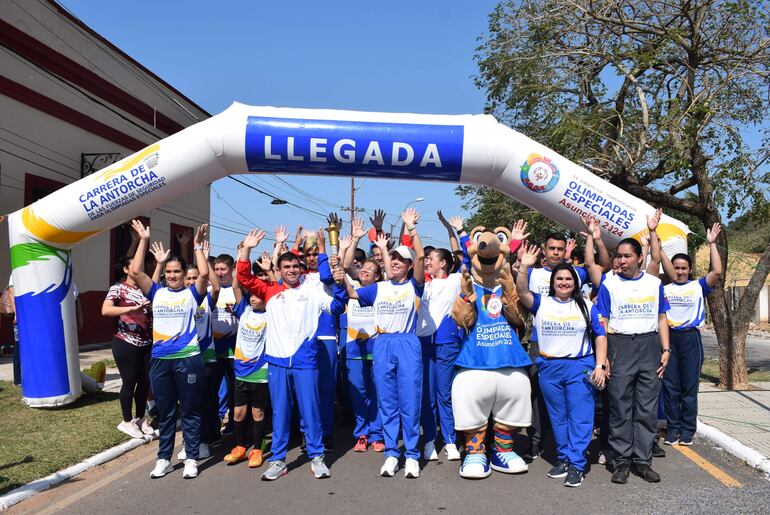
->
<box><xmin>316</xmin><ymin>227</ymin><xmax>326</xmax><ymax>247</ymax></box>
<box><xmin>510</xmin><ymin>219</ymin><xmax>530</xmax><ymax>241</ymax></box>
<box><xmin>176</xmin><ymin>228</ymin><xmax>192</xmax><ymax>246</ymax></box>
<box><xmin>258</xmin><ymin>250</ymin><xmax>272</xmax><ymax>270</ymax></box>
<box><xmin>327</xmin><ymin>212</ymin><xmax>342</xmax><ymax>228</ymax></box>
<box><xmin>437</xmin><ymin>210</ymin><xmax>451</xmax><ymax>227</ymax></box>
<box><xmin>374</xmin><ymin>233</ymin><xmax>389</xmax><ymax>249</ymax></box>
<box><xmin>243</xmin><ymin>228</ymin><xmax>266</xmax><ymax>249</ymax></box>
<box><xmin>274</xmin><ymin>225</ymin><xmax>288</xmax><ymax>245</ymax></box>
<box><xmin>352</xmin><ymin>218</ymin><xmax>366</xmax><ymax>239</ymax></box>
<box><xmin>339</xmin><ymin>234</ymin><xmax>353</xmax><ymax>252</ymax></box>
<box><xmin>581</xmin><ymin>215</ymin><xmax>601</xmax><ymax>240</ymax></box>
<box><xmin>519</xmin><ymin>242</ymin><xmax>540</xmax><ymax>268</ymax></box>
<box><xmin>565</xmin><ymin>238</ymin><xmax>577</xmax><ymax>259</ymax></box>
<box><xmin>401</xmin><ymin>207</ymin><xmax>420</xmax><ymax>227</ymax></box>
<box><xmin>707</xmin><ymin>223</ymin><xmax>721</xmax><ymax>244</ymax></box>
<box><xmin>193</xmin><ymin>224</ymin><xmax>208</xmax><ymax>245</ymax></box>
<box><xmin>448</xmin><ymin>216</ymin><xmax>464</xmax><ymax>232</ymax></box>
<box><xmin>202</xmin><ymin>240</ymin><xmax>211</xmax><ymax>259</ymax></box>
<box><xmin>131</xmin><ymin>219</ymin><xmax>150</xmax><ymax>240</ymax></box>
<box><xmin>647</xmin><ymin>208</ymin><xmax>663</xmax><ymax>232</ymax></box>
<box><xmin>369</xmin><ymin>208</ymin><xmax>386</xmax><ymax>230</ymax></box>
<box><xmin>150</xmin><ymin>241</ymin><xmax>170</xmax><ymax>264</ymax></box>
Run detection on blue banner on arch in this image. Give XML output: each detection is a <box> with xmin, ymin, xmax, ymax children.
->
<box><xmin>244</xmin><ymin>116</ymin><xmax>464</xmax><ymax>181</ymax></box>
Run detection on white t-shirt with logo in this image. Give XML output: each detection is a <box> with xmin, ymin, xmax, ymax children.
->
<box><xmin>356</xmin><ymin>278</ymin><xmax>424</xmax><ymax>335</ymax></box>
<box><xmin>416</xmin><ymin>273</ymin><xmax>461</xmax><ymax>342</ymax></box>
<box><xmin>530</xmin><ymin>294</ymin><xmax>605</xmax><ymax>358</ymax></box>
<box><xmin>664</xmin><ymin>277</ymin><xmax>712</xmax><ymax>330</ymax></box>
<box><xmin>596</xmin><ymin>272</ymin><xmax>670</xmax><ymax>334</ymax></box>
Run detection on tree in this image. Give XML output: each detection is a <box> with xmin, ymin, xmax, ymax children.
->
<box><xmin>475</xmin><ymin>0</ymin><xmax>770</xmax><ymax>389</ymax></box>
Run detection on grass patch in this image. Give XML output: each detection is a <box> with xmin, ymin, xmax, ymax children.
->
<box><xmin>0</xmin><ymin>381</ymin><xmax>128</xmax><ymax>495</ymax></box>
<box><xmin>700</xmin><ymin>357</ymin><xmax>770</xmax><ymax>384</ymax></box>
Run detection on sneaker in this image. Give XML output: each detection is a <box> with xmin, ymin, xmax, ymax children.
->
<box><xmin>524</xmin><ymin>442</ymin><xmax>541</xmax><ymax>461</ymax></box>
<box><xmin>611</xmin><ymin>463</ymin><xmax>630</xmax><ymax>484</ymax></box>
<box><xmin>261</xmin><ymin>460</ymin><xmax>288</xmax><ymax>481</ymax></box>
<box><xmin>564</xmin><ymin>467</ymin><xmax>584</xmax><ymax>487</ymax></box>
<box><xmin>423</xmin><ymin>440</ymin><xmax>438</xmax><ymax>461</ymax></box>
<box><xmin>380</xmin><ymin>456</ymin><xmax>399</xmax><ymax>477</ymax></box>
<box><xmin>547</xmin><ymin>461</ymin><xmax>569</xmax><ymax>478</ymax></box>
<box><xmin>221</xmin><ymin>422</ymin><xmax>234</xmax><ymax>436</ymax></box>
<box><xmin>632</xmin><ymin>463</ymin><xmax>661</xmax><ymax>483</ymax></box>
<box><xmin>134</xmin><ymin>417</ymin><xmax>155</xmax><ymax>437</ymax></box>
<box><xmin>663</xmin><ymin>433</ymin><xmax>679</xmax><ymax>446</ymax></box>
<box><xmin>354</xmin><ymin>435</ymin><xmax>368</xmax><ymax>452</ymax></box>
<box><xmin>117</xmin><ymin>420</ymin><xmax>145</xmax><ymax>439</ymax></box>
<box><xmin>182</xmin><ymin>459</ymin><xmax>198</xmax><ymax>479</ymax></box>
<box><xmin>177</xmin><ymin>445</ymin><xmax>187</xmax><ymax>461</ymax></box>
<box><xmin>248</xmin><ymin>449</ymin><xmax>264</xmax><ymax>468</ymax></box>
<box><xmin>678</xmin><ymin>437</ymin><xmax>693</xmax><ymax>446</ymax></box>
<box><xmin>652</xmin><ymin>440</ymin><xmax>666</xmax><ymax>458</ymax></box>
<box><xmin>490</xmin><ymin>451</ymin><xmax>528</xmax><ymax>474</ymax></box>
<box><xmin>311</xmin><ymin>455</ymin><xmax>331</xmax><ymax>479</ymax></box>
<box><xmin>404</xmin><ymin>458</ymin><xmax>420</xmax><ymax>478</ymax></box>
<box><xmin>445</xmin><ymin>443</ymin><xmax>461</xmax><ymax>461</ymax></box>
<box><xmin>224</xmin><ymin>446</ymin><xmax>247</xmax><ymax>464</ymax></box>
<box><xmin>598</xmin><ymin>452</ymin><xmax>607</xmax><ymax>465</ymax></box>
<box><xmin>198</xmin><ymin>443</ymin><xmax>211</xmax><ymax>459</ymax></box>
<box><xmin>459</xmin><ymin>454</ymin><xmax>491</xmax><ymax>479</ymax></box>
<box><xmin>150</xmin><ymin>459</ymin><xmax>172</xmax><ymax>478</ymax></box>
<box><xmin>371</xmin><ymin>440</ymin><xmax>385</xmax><ymax>453</ymax></box>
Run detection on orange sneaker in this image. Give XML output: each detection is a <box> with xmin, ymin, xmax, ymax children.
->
<box><xmin>224</xmin><ymin>446</ymin><xmax>247</xmax><ymax>464</ymax></box>
<box><xmin>248</xmin><ymin>449</ymin><xmax>264</xmax><ymax>468</ymax></box>
<box><xmin>354</xmin><ymin>435</ymin><xmax>368</xmax><ymax>452</ymax></box>
<box><xmin>370</xmin><ymin>440</ymin><xmax>385</xmax><ymax>452</ymax></box>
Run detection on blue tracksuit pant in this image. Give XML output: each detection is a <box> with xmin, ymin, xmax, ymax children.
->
<box><xmin>317</xmin><ymin>338</ymin><xmax>338</xmax><ymax>439</ymax></box>
<box><xmin>373</xmin><ymin>333</ymin><xmax>422</xmax><ymax>459</ymax></box>
<box><xmin>420</xmin><ymin>337</ymin><xmax>459</xmax><ymax>445</ymax></box>
<box><xmin>150</xmin><ymin>354</ymin><xmax>204</xmax><ymax>460</ymax></box>
<box><xmin>346</xmin><ymin>358</ymin><xmax>383</xmax><ymax>441</ymax></box>
<box><xmin>268</xmin><ymin>364</ymin><xmax>324</xmax><ymax>461</ymax></box>
<box><xmin>537</xmin><ymin>355</ymin><xmax>596</xmax><ymax>472</ymax></box>
<box><xmin>662</xmin><ymin>328</ymin><xmax>704</xmax><ymax>440</ymax></box>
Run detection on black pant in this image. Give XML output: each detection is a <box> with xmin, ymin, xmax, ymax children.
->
<box><xmin>111</xmin><ymin>337</ymin><xmax>151</xmax><ymax>422</ymax></box>
<box><xmin>607</xmin><ymin>333</ymin><xmax>661</xmax><ymax>467</ymax></box>
<box><xmin>215</xmin><ymin>358</ymin><xmax>236</xmax><ymax>422</ymax></box>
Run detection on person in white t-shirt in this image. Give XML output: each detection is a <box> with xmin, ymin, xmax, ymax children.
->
<box><xmin>517</xmin><ymin>244</ymin><xmax>607</xmax><ymax>488</ymax></box>
<box><xmin>659</xmin><ymin>223</ymin><xmax>722</xmax><ymax>446</ymax></box>
<box><xmin>596</xmin><ymin>234</ymin><xmax>670</xmax><ymax>485</ymax></box>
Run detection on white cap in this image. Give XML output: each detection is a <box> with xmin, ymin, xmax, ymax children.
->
<box><xmin>389</xmin><ymin>245</ymin><xmax>416</xmax><ymax>261</ymax></box>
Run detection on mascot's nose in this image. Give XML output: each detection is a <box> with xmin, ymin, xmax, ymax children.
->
<box><xmin>478</xmin><ymin>241</ymin><xmax>487</xmax><ymax>251</ymax></box>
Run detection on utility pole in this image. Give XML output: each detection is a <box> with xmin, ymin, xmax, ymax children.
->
<box><xmin>340</xmin><ymin>177</ymin><xmax>365</xmax><ymax>234</ymax></box>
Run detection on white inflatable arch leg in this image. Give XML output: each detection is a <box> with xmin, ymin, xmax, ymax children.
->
<box><xmin>8</xmin><ymin>103</ymin><xmax>688</xmax><ymax>406</ymax></box>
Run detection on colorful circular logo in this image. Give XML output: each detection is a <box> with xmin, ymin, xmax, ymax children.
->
<box><xmin>486</xmin><ymin>294</ymin><xmax>502</xmax><ymax>319</ymax></box>
<box><xmin>520</xmin><ymin>154</ymin><xmax>559</xmax><ymax>193</ymax></box>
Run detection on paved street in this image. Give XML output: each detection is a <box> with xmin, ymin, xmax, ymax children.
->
<box><xmin>9</xmin><ymin>427</ymin><xmax>769</xmax><ymax>515</ymax></box>
<box><xmin>701</xmin><ymin>331</ymin><xmax>770</xmax><ymax>370</ymax></box>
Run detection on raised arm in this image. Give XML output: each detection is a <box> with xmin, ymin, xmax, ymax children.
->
<box><xmin>258</xmin><ymin>250</ymin><xmax>276</xmax><ymax>282</ymax></box>
<box><xmin>402</xmin><ymin>208</ymin><xmax>425</xmax><ymax>286</ymax></box>
<box><xmin>582</xmin><ymin>230</ymin><xmax>604</xmax><ymax>288</ymax></box>
<box><xmin>205</xmin><ymin>241</ymin><xmax>220</xmax><ymax>305</ymax></box>
<box><xmin>291</xmin><ymin>224</ymin><xmax>303</xmax><ymax>253</ymax></box>
<box><xmin>705</xmin><ymin>223</ymin><xmax>723</xmax><ymax>288</ymax></box>
<box><xmin>515</xmin><ymin>242</ymin><xmax>539</xmax><ymax>309</ymax></box>
<box><xmin>192</xmin><ymin>225</ymin><xmax>210</xmax><ymax>298</ymax></box>
<box><xmin>646</xmin><ymin>209</ymin><xmax>663</xmax><ymax>276</ymax></box>
<box><xmin>339</xmin><ymin>234</ymin><xmax>356</xmax><ymax>276</ymax></box>
<box><xmin>374</xmin><ymin>233</ymin><xmax>391</xmax><ymax>280</ymax></box>
<box><xmin>345</xmin><ymin>218</ymin><xmax>366</xmax><ymax>271</ymax></box>
<box><xmin>272</xmin><ymin>225</ymin><xmax>288</xmax><ymax>267</ymax></box>
<box><xmin>438</xmin><ymin>210</ymin><xmax>460</xmax><ymax>252</ymax></box>
<box><xmin>237</xmin><ymin>229</ymin><xmax>268</xmax><ymax>298</ymax></box>
<box><xmin>128</xmin><ymin>219</ymin><xmax>154</xmax><ymax>296</ymax></box>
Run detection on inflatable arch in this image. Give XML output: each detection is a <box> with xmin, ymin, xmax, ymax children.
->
<box><xmin>8</xmin><ymin>103</ymin><xmax>688</xmax><ymax>407</ymax></box>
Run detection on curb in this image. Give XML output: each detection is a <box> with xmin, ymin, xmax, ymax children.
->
<box><xmin>697</xmin><ymin>420</ymin><xmax>770</xmax><ymax>476</ymax></box>
<box><xmin>0</xmin><ymin>435</ymin><xmax>152</xmax><ymax>511</ymax></box>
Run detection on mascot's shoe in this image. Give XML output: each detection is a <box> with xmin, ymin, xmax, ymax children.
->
<box><xmin>459</xmin><ymin>453</ymin><xmax>491</xmax><ymax>479</ymax></box>
<box><xmin>423</xmin><ymin>440</ymin><xmax>438</xmax><ymax>461</ymax></box>
<box><xmin>490</xmin><ymin>451</ymin><xmax>528</xmax><ymax>474</ymax></box>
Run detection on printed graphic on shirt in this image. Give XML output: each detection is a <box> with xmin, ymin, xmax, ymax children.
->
<box><xmin>148</xmin><ymin>283</ymin><xmax>201</xmax><ymax>359</ymax></box>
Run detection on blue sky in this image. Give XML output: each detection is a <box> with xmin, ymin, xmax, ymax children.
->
<box><xmin>60</xmin><ymin>0</ymin><xmax>502</xmax><ymax>255</ymax></box>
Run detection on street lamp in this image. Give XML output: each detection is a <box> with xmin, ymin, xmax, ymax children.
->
<box><xmin>403</xmin><ymin>197</ymin><xmax>424</xmax><ymax>211</ymax></box>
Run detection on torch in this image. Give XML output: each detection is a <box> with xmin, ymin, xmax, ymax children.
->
<box><xmin>326</xmin><ymin>221</ymin><xmax>342</xmax><ymax>283</ymax></box>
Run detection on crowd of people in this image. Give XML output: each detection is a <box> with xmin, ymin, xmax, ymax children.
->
<box><xmin>101</xmin><ymin>204</ymin><xmax>722</xmax><ymax>486</ymax></box>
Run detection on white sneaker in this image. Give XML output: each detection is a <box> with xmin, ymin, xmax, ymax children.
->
<box><xmin>150</xmin><ymin>459</ymin><xmax>172</xmax><ymax>478</ymax></box>
<box><xmin>380</xmin><ymin>456</ymin><xmax>399</xmax><ymax>477</ymax></box>
<box><xmin>177</xmin><ymin>444</ymin><xmax>187</xmax><ymax>461</ymax></box>
<box><xmin>404</xmin><ymin>458</ymin><xmax>420</xmax><ymax>478</ymax></box>
<box><xmin>423</xmin><ymin>440</ymin><xmax>438</xmax><ymax>461</ymax></box>
<box><xmin>135</xmin><ymin>417</ymin><xmax>155</xmax><ymax>436</ymax></box>
<box><xmin>182</xmin><ymin>459</ymin><xmax>198</xmax><ymax>479</ymax></box>
<box><xmin>198</xmin><ymin>443</ymin><xmax>211</xmax><ymax>459</ymax></box>
<box><xmin>444</xmin><ymin>443</ymin><xmax>461</xmax><ymax>461</ymax></box>
<box><xmin>118</xmin><ymin>420</ymin><xmax>145</xmax><ymax>439</ymax></box>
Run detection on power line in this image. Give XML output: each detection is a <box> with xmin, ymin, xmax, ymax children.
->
<box><xmin>0</xmin><ymin>146</ymin><xmax>79</xmax><ymax>181</ymax></box>
<box><xmin>228</xmin><ymin>176</ymin><xmax>327</xmax><ymax>220</ymax></box>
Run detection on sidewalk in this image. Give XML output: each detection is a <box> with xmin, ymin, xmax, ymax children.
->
<box><xmin>698</xmin><ymin>382</ymin><xmax>770</xmax><ymax>467</ymax></box>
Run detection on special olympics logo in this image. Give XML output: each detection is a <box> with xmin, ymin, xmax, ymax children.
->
<box><xmin>486</xmin><ymin>294</ymin><xmax>503</xmax><ymax>319</ymax></box>
<box><xmin>520</xmin><ymin>154</ymin><xmax>559</xmax><ymax>193</ymax></box>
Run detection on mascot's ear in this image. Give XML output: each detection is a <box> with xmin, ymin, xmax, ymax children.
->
<box><xmin>493</xmin><ymin>227</ymin><xmax>512</xmax><ymax>247</ymax></box>
<box><xmin>469</xmin><ymin>226</ymin><xmax>486</xmax><ymax>244</ymax></box>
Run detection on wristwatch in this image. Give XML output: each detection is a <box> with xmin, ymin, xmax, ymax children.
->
<box><xmin>595</xmin><ymin>364</ymin><xmax>606</xmax><ymax>370</ymax></box>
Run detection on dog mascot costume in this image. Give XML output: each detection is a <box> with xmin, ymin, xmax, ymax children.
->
<box><xmin>451</xmin><ymin>226</ymin><xmax>532</xmax><ymax>479</ymax></box>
